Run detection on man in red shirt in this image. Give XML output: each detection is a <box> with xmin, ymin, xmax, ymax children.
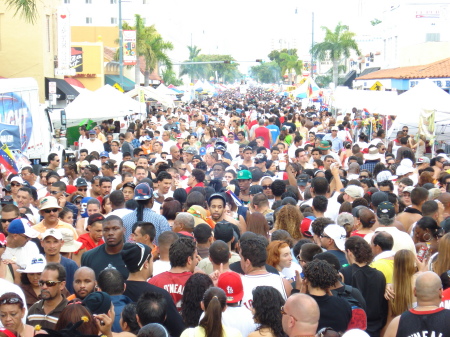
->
<box><xmin>185</xmin><ymin>169</ymin><xmax>205</xmax><ymax>194</ymax></box>
<box><xmin>148</xmin><ymin>237</ymin><xmax>197</xmax><ymax>310</ymax></box>
<box><xmin>253</xmin><ymin>119</ymin><xmax>272</xmax><ymax>149</ymax></box>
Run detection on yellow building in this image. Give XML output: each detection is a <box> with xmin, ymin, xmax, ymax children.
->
<box><xmin>71</xmin><ymin>26</ymin><xmax>118</xmax><ymax>48</ymax></box>
<box><xmin>0</xmin><ymin>0</ymin><xmax>60</xmax><ymax>102</ymax></box>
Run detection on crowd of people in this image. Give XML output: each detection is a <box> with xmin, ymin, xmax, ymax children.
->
<box><xmin>0</xmin><ymin>86</ymin><xmax>450</xmax><ymax>337</ymax></box>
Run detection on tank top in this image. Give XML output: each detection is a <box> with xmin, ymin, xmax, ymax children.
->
<box><xmin>396</xmin><ymin>307</ymin><xmax>450</xmax><ymax>337</ymax></box>
<box><xmin>241</xmin><ymin>272</ymin><xmax>287</xmax><ymax>310</ymax></box>
<box><xmin>254</xmin><ymin>127</ymin><xmax>271</xmax><ymax>148</ymax></box>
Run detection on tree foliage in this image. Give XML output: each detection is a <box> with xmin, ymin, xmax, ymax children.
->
<box><xmin>311</xmin><ymin>22</ymin><xmax>360</xmax><ymax>85</ymax></box>
<box><xmin>162</xmin><ymin>68</ymin><xmax>183</xmax><ymax>86</ymax></box>
<box><xmin>249</xmin><ymin>61</ymin><xmax>281</xmax><ymax>83</ymax></box>
<box><xmin>180</xmin><ymin>49</ymin><xmax>241</xmax><ymax>83</ymax></box>
<box><xmin>268</xmin><ymin>49</ymin><xmax>298</xmax><ymax>68</ymax></box>
<box><xmin>5</xmin><ymin>0</ymin><xmax>37</xmax><ymax>24</ymax></box>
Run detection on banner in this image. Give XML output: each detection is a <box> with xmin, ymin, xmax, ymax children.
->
<box><xmin>123</xmin><ymin>30</ymin><xmax>137</xmax><ymax>66</ymax></box>
<box><xmin>0</xmin><ymin>123</ymin><xmax>21</xmax><ymax>151</ymax></box>
<box><xmin>57</xmin><ymin>6</ymin><xmax>71</xmax><ymax>70</ymax></box>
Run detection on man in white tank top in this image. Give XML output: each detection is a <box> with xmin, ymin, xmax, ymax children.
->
<box><xmin>239</xmin><ymin>237</ymin><xmax>292</xmax><ymax>309</ymax></box>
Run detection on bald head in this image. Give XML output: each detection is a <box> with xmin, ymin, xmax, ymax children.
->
<box><xmin>415</xmin><ymin>271</ymin><xmax>443</xmax><ymax>303</ymax></box>
<box><xmin>348</xmin><ymin>162</ymin><xmax>360</xmax><ymax>174</ymax></box>
<box><xmin>283</xmin><ymin>294</ymin><xmax>319</xmax><ymax>336</ymax></box>
<box><xmin>73</xmin><ymin>267</ymin><xmax>96</xmax><ymax>300</ymax></box>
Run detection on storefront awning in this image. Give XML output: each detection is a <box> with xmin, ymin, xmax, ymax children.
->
<box><xmin>105</xmin><ymin>75</ymin><xmax>135</xmax><ymax>92</ymax></box>
<box><xmin>342</xmin><ymin>70</ymin><xmax>357</xmax><ymax>89</ymax></box>
<box><xmin>64</xmin><ymin>78</ymin><xmax>85</xmax><ymax>88</ymax></box>
<box><xmin>45</xmin><ymin>78</ymin><xmax>80</xmax><ymax>100</ymax></box>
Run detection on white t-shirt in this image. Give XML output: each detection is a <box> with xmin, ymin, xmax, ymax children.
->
<box><xmin>199</xmin><ymin>306</ymin><xmax>257</xmax><ymax>337</ymax></box>
<box><xmin>152</xmin><ymin>260</ymin><xmax>171</xmax><ymax>276</ymax></box>
<box><xmin>2</xmin><ymin>241</ymin><xmax>40</xmax><ymax>268</ymax></box>
<box><xmin>241</xmin><ymin>273</ymin><xmax>287</xmax><ymax>309</ymax></box>
<box><xmin>109</xmin><ymin>152</ymin><xmax>123</xmax><ymax>163</ymax></box>
<box><xmin>364</xmin><ymin>227</ymin><xmax>416</xmax><ymax>254</ymax></box>
<box><xmin>109</xmin><ymin>208</ymin><xmax>133</xmax><ymax>219</ymax></box>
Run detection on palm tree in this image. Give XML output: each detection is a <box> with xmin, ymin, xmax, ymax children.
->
<box><xmin>279</xmin><ymin>53</ymin><xmax>303</xmax><ymax>85</ymax></box>
<box><xmin>311</xmin><ymin>22</ymin><xmax>361</xmax><ymax>86</ymax></box>
<box><xmin>180</xmin><ymin>45</ymin><xmax>207</xmax><ymax>83</ymax></box>
<box><xmin>120</xmin><ymin>15</ymin><xmax>173</xmax><ymax>87</ymax></box>
<box><xmin>5</xmin><ymin>0</ymin><xmax>37</xmax><ymax>24</ymax></box>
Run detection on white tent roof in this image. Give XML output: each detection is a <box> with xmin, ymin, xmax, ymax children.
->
<box><xmin>332</xmin><ymin>87</ymin><xmax>398</xmax><ymax>114</ymax></box>
<box><xmin>65</xmin><ymin>84</ymin><xmax>142</xmax><ymax>127</ymax></box>
<box><xmin>385</xmin><ymin>79</ymin><xmax>450</xmax><ymax>141</ymax></box>
<box><xmin>126</xmin><ymin>86</ymin><xmax>175</xmax><ymax>108</ymax></box>
<box><xmin>156</xmin><ymin>83</ymin><xmax>177</xmax><ymax>96</ymax></box>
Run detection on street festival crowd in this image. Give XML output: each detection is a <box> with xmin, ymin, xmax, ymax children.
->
<box><xmin>1</xmin><ymin>86</ymin><xmax>450</xmax><ymax>337</ymax></box>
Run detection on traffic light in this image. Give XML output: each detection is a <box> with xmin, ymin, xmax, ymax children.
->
<box><xmin>256</xmin><ymin>59</ymin><xmax>263</xmax><ymax>62</ymax></box>
<box><xmin>224</xmin><ymin>60</ymin><xmax>234</xmax><ymax>64</ymax></box>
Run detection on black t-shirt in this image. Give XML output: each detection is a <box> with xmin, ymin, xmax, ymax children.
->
<box><xmin>81</xmin><ymin>244</ymin><xmax>129</xmax><ymax>280</ymax></box>
<box><xmin>124</xmin><ymin>280</ymin><xmax>185</xmax><ymax>337</ymax></box>
<box><xmin>282</xmin><ymin>122</ymin><xmax>297</xmax><ymax>132</ymax></box>
<box><xmin>309</xmin><ymin>294</ymin><xmax>352</xmax><ymax>333</ymax></box>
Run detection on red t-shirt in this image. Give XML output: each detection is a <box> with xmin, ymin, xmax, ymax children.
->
<box><xmin>148</xmin><ymin>271</ymin><xmax>192</xmax><ymax>310</ymax></box>
<box><xmin>76</xmin><ymin>233</ymin><xmax>105</xmax><ymax>252</ymax></box>
<box><xmin>186</xmin><ymin>182</ymin><xmax>205</xmax><ymax>194</ymax></box>
<box><xmin>254</xmin><ymin>126</ymin><xmax>271</xmax><ymax>148</ymax></box>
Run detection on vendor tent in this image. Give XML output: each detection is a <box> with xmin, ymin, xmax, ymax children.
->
<box><xmin>384</xmin><ymin>79</ymin><xmax>450</xmax><ymax>141</ymax></box>
<box><xmin>64</xmin><ymin>85</ymin><xmax>142</xmax><ymax>127</ymax></box>
<box><xmin>156</xmin><ymin>83</ymin><xmax>178</xmax><ymax>97</ymax></box>
<box><xmin>292</xmin><ymin>77</ymin><xmax>320</xmax><ymax>98</ymax></box>
<box><xmin>126</xmin><ymin>86</ymin><xmax>175</xmax><ymax>108</ymax></box>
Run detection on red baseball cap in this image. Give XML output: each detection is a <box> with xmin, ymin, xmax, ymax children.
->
<box><xmin>300</xmin><ymin>216</ymin><xmax>315</xmax><ymax>238</ymax></box>
<box><xmin>217</xmin><ymin>271</ymin><xmax>243</xmax><ymax>304</ymax></box>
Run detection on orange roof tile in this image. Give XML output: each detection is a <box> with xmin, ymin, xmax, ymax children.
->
<box><xmin>104</xmin><ymin>46</ymin><xmax>116</xmax><ymax>62</ymax></box>
<box><xmin>356</xmin><ymin>57</ymin><xmax>450</xmax><ymax>80</ymax></box>
<box><xmin>138</xmin><ymin>56</ymin><xmax>162</xmax><ymax>81</ymax></box>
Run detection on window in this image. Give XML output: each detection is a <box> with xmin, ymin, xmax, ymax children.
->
<box><xmin>426</xmin><ymin>33</ymin><xmax>440</xmax><ymax>42</ymax></box>
<box><xmin>86</xmin><ymin>17</ymin><xmax>92</xmax><ymax>24</ymax></box>
<box><xmin>46</xmin><ymin>15</ymin><xmax>51</xmax><ymax>52</ymax></box>
<box><xmin>85</xmin><ymin>0</ymin><xmax>92</xmax><ymax>4</ymax></box>
<box><xmin>143</xmin><ymin>0</ymin><xmax>148</xmax><ymax>3</ymax></box>
<box><xmin>111</xmin><ymin>17</ymin><xmax>117</xmax><ymax>24</ymax></box>
<box><xmin>64</xmin><ymin>0</ymin><xmax>70</xmax><ymax>3</ymax></box>
<box><xmin>110</xmin><ymin>0</ymin><xmax>117</xmax><ymax>3</ymax></box>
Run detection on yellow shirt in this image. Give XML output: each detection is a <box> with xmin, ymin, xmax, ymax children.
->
<box><xmin>32</xmin><ymin>220</ymin><xmax>79</xmax><ymax>239</ymax></box>
<box><xmin>97</xmin><ymin>133</ymin><xmax>107</xmax><ymax>143</ymax></box>
<box><xmin>370</xmin><ymin>258</ymin><xmax>394</xmax><ymax>284</ymax></box>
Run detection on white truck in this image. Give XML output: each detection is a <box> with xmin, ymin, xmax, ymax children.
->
<box><xmin>0</xmin><ymin>77</ymin><xmax>64</xmax><ymax>166</ymax></box>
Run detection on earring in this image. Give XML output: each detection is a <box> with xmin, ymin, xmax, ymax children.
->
<box><xmin>423</xmin><ymin>232</ymin><xmax>432</xmax><ymax>242</ymax></box>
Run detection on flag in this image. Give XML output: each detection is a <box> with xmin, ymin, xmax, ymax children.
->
<box><xmin>0</xmin><ymin>144</ymin><xmax>18</xmax><ymax>175</ymax></box>
<box><xmin>225</xmin><ymin>189</ymin><xmax>242</xmax><ymax>207</ymax></box>
<box><xmin>307</xmin><ymin>78</ymin><xmax>313</xmax><ymax>98</ymax></box>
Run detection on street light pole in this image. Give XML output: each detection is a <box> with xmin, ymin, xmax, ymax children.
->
<box><xmin>311</xmin><ymin>11</ymin><xmax>314</xmax><ymax>79</ymax></box>
<box><xmin>118</xmin><ymin>0</ymin><xmax>124</xmax><ymax>88</ymax></box>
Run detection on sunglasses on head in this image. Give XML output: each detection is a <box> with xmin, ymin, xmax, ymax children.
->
<box><xmin>43</xmin><ymin>208</ymin><xmax>59</xmax><ymax>214</ymax></box>
<box><xmin>38</xmin><ymin>280</ymin><xmax>61</xmax><ymax>287</ymax></box>
<box><xmin>0</xmin><ymin>297</ymin><xmax>21</xmax><ymax>305</ymax></box>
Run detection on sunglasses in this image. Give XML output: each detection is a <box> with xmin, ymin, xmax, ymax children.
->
<box><xmin>1</xmin><ymin>218</ymin><xmax>16</xmax><ymax>223</ymax></box>
<box><xmin>77</xmin><ymin>188</ymin><xmax>87</xmax><ymax>192</ymax></box>
<box><xmin>280</xmin><ymin>306</ymin><xmax>298</xmax><ymax>321</ymax></box>
<box><xmin>0</xmin><ymin>298</ymin><xmax>21</xmax><ymax>305</ymax></box>
<box><xmin>38</xmin><ymin>280</ymin><xmax>62</xmax><ymax>287</ymax></box>
<box><xmin>11</xmin><ymin>183</ymin><xmax>21</xmax><ymax>187</ymax></box>
<box><xmin>49</xmin><ymin>190</ymin><xmax>60</xmax><ymax>195</ymax></box>
<box><xmin>74</xmin><ymin>199</ymin><xmax>82</xmax><ymax>205</ymax></box>
<box><xmin>261</xmin><ymin>185</ymin><xmax>271</xmax><ymax>189</ymax></box>
<box><xmin>43</xmin><ymin>208</ymin><xmax>60</xmax><ymax>214</ymax></box>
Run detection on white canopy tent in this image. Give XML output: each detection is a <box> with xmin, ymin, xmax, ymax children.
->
<box><xmin>331</xmin><ymin>86</ymin><xmax>398</xmax><ymax>115</ymax></box>
<box><xmin>384</xmin><ymin>79</ymin><xmax>450</xmax><ymax>142</ymax></box>
<box><xmin>126</xmin><ymin>86</ymin><xmax>175</xmax><ymax>108</ymax></box>
<box><xmin>155</xmin><ymin>83</ymin><xmax>178</xmax><ymax>98</ymax></box>
<box><xmin>64</xmin><ymin>84</ymin><xmax>143</xmax><ymax>127</ymax></box>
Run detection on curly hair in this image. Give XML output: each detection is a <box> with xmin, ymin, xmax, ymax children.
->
<box><xmin>252</xmin><ymin>286</ymin><xmax>285</xmax><ymax>337</ymax></box>
<box><xmin>274</xmin><ymin>204</ymin><xmax>303</xmax><ymax>240</ymax></box>
<box><xmin>181</xmin><ymin>273</ymin><xmax>213</xmax><ymax>327</ymax></box>
<box><xmin>310</xmin><ymin>217</ymin><xmax>334</xmax><ymax>238</ymax></box>
<box><xmin>303</xmin><ymin>259</ymin><xmax>338</xmax><ymax>289</ymax></box>
<box><xmin>266</xmin><ymin>240</ymin><xmax>290</xmax><ymax>270</ymax></box>
<box><xmin>344</xmin><ymin>236</ymin><xmax>373</xmax><ymax>264</ymax></box>
<box><xmin>169</xmin><ymin>237</ymin><xmax>196</xmax><ymax>268</ymax></box>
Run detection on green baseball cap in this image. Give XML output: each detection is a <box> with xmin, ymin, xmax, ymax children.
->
<box><xmin>318</xmin><ymin>140</ymin><xmax>331</xmax><ymax>151</ymax></box>
<box><xmin>237</xmin><ymin>170</ymin><xmax>252</xmax><ymax>180</ymax></box>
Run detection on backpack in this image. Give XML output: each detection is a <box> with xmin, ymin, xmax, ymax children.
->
<box><xmin>334</xmin><ymin>285</ymin><xmax>367</xmax><ymax>331</ymax></box>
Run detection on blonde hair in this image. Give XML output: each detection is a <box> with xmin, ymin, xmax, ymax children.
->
<box><xmin>433</xmin><ymin>233</ymin><xmax>450</xmax><ymax>276</ymax></box>
<box><xmin>391</xmin><ymin>250</ymin><xmax>416</xmax><ymax>316</ymax></box>
<box><xmin>275</xmin><ymin>204</ymin><xmax>304</xmax><ymax>240</ymax></box>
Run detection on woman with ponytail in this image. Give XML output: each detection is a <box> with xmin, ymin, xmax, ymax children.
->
<box><xmin>180</xmin><ymin>287</ymin><xmax>242</xmax><ymax>337</ymax></box>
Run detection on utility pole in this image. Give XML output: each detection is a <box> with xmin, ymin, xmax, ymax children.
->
<box><xmin>118</xmin><ymin>0</ymin><xmax>124</xmax><ymax>88</ymax></box>
<box><xmin>311</xmin><ymin>12</ymin><xmax>314</xmax><ymax>79</ymax></box>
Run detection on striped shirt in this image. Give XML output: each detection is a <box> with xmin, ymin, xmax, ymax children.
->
<box><xmin>26</xmin><ymin>296</ymin><xmax>68</xmax><ymax>330</ymax></box>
